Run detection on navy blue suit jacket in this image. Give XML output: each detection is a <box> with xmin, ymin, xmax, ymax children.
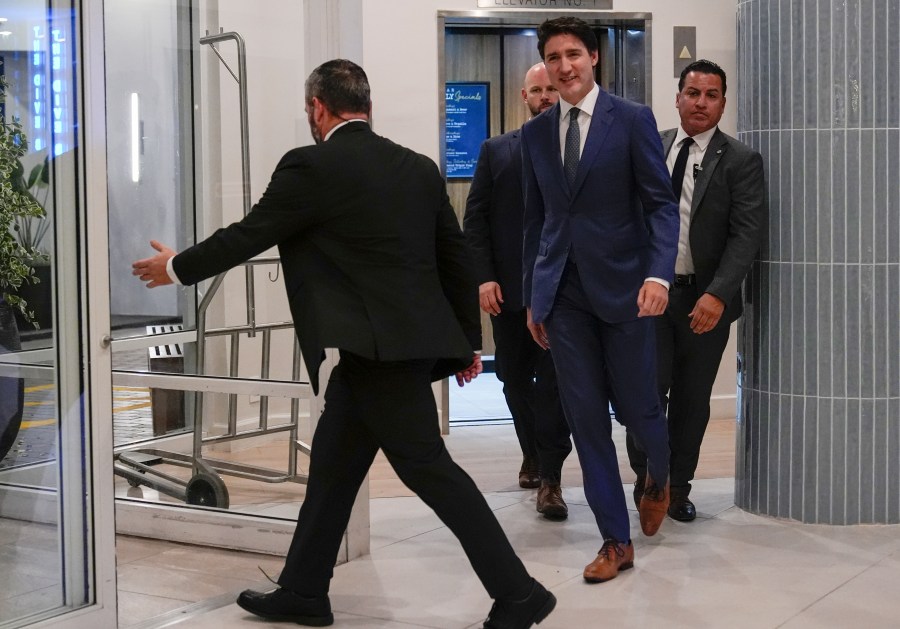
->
<box><xmin>521</xmin><ymin>88</ymin><xmax>679</xmax><ymax>324</ymax></box>
<box><xmin>463</xmin><ymin>129</ymin><xmax>527</xmax><ymax>311</ymax></box>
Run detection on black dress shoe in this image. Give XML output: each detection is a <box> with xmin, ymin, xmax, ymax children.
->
<box><xmin>668</xmin><ymin>494</ymin><xmax>697</xmax><ymax>522</ymax></box>
<box><xmin>483</xmin><ymin>579</ymin><xmax>556</xmax><ymax>628</ymax></box>
<box><xmin>236</xmin><ymin>587</ymin><xmax>334</xmax><ymax>626</ymax></box>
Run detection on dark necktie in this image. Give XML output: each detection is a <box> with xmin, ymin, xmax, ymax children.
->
<box><xmin>670</xmin><ymin>136</ymin><xmax>694</xmax><ymax>200</ymax></box>
<box><xmin>564</xmin><ymin>107</ymin><xmax>581</xmax><ymax>187</ymax></box>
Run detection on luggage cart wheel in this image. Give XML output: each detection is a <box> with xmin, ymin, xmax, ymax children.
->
<box><xmin>186</xmin><ymin>471</ymin><xmax>230</xmax><ymax>509</ymax></box>
<box><xmin>126</xmin><ymin>475</ymin><xmax>143</xmax><ymax>488</ymax></box>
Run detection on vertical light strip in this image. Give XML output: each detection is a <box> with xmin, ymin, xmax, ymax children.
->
<box><xmin>130</xmin><ymin>92</ymin><xmax>140</xmax><ymax>183</ymax></box>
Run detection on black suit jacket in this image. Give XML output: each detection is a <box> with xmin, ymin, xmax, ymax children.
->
<box><xmin>661</xmin><ymin>127</ymin><xmax>766</xmax><ymax>325</ymax></box>
<box><xmin>462</xmin><ymin>129</ymin><xmax>526</xmax><ymax>311</ymax></box>
<box><xmin>173</xmin><ymin>122</ymin><xmax>480</xmax><ymax>393</ymax></box>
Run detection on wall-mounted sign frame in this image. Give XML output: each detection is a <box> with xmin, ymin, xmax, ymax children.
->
<box><xmin>445</xmin><ymin>81</ymin><xmax>490</xmax><ymax>179</ymax></box>
<box><xmin>477</xmin><ymin>0</ymin><xmax>612</xmax><ymax>8</ymax></box>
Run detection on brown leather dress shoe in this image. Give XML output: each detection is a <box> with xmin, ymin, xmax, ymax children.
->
<box><xmin>638</xmin><ymin>475</ymin><xmax>669</xmax><ymax>536</ymax></box>
<box><xmin>583</xmin><ymin>539</ymin><xmax>634</xmax><ymax>583</ymax></box>
<box><xmin>536</xmin><ymin>481</ymin><xmax>568</xmax><ymax>520</ymax></box>
<box><xmin>518</xmin><ymin>457</ymin><xmax>540</xmax><ymax>489</ymax></box>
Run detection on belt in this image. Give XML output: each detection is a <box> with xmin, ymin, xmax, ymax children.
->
<box><xmin>673</xmin><ymin>274</ymin><xmax>696</xmax><ymax>286</ymax></box>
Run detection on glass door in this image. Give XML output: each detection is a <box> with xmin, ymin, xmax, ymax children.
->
<box><xmin>0</xmin><ymin>0</ymin><xmax>116</xmax><ymax>626</ymax></box>
<box><xmin>101</xmin><ymin>0</ymin><xmax>353</xmax><ymax>559</ymax></box>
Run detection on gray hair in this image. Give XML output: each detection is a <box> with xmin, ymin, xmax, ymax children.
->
<box><xmin>305</xmin><ymin>59</ymin><xmax>371</xmax><ymax>115</ymax></box>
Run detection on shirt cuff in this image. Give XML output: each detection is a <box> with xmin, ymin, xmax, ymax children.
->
<box><xmin>166</xmin><ymin>256</ymin><xmax>183</xmax><ymax>286</ymax></box>
<box><xmin>645</xmin><ymin>276</ymin><xmax>670</xmax><ymax>290</ymax></box>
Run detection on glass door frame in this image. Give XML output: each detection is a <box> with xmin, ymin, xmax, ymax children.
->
<box><xmin>8</xmin><ymin>0</ymin><xmax>118</xmax><ymax>626</ymax></box>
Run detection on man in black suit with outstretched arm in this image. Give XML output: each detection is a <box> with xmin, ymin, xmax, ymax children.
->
<box><xmin>133</xmin><ymin>59</ymin><xmax>555</xmax><ymax>629</ymax></box>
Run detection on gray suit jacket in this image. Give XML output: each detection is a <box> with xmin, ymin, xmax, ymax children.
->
<box><xmin>661</xmin><ymin>127</ymin><xmax>766</xmax><ymax>325</ymax></box>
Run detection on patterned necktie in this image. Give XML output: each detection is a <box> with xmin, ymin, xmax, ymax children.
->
<box><xmin>670</xmin><ymin>136</ymin><xmax>695</xmax><ymax>200</ymax></box>
<box><xmin>564</xmin><ymin>107</ymin><xmax>581</xmax><ymax>187</ymax></box>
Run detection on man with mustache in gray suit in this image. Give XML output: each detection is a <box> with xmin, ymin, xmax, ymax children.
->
<box><xmin>627</xmin><ymin>59</ymin><xmax>766</xmax><ymax>522</ymax></box>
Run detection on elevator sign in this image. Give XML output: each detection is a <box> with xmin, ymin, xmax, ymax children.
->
<box><xmin>445</xmin><ymin>82</ymin><xmax>490</xmax><ymax>179</ymax></box>
<box><xmin>477</xmin><ymin>0</ymin><xmax>613</xmax><ymax>8</ymax></box>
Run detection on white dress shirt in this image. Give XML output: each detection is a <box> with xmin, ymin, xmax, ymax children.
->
<box><xmin>667</xmin><ymin>125</ymin><xmax>717</xmax><ymax>275</ymax></box>
<box><xmin>558</xmin><ymin>83</ymin><xmax>599</xmax><ymax>161</ymax></box>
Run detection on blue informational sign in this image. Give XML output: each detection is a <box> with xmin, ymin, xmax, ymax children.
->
<box><xmin>445</xmin><ymin>82</ymin><xmax>489</xmax><ymax>179</ymax></box>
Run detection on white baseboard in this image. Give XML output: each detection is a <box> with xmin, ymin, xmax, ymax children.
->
<box><xmin>710</xmin><ymin>394</ymin><xmax>737</xmax><ymax>421</ymax></box>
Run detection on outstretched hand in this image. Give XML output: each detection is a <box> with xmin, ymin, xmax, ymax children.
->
<box><xmin>455</xmin><ymin>354</ymin><xmax>483</xmax><ymax>387</ymax></box>
<box><xmin>132</xmin><ymin>240</ymin><xmax>176</xmax><ymax>288</ymax></box>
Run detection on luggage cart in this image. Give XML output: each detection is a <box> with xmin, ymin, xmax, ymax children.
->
<box><xmin>114</xmin><ymin>257</ymin><xmax>313</xmax><ymax>509</ymax></box>
<box><xmin>114</xmin><ymin>31</ymin><xmax>312</xmax><ymax>509</ymax></box>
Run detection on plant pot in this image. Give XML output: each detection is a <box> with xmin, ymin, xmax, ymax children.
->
<box><xmin>13</xmin><ymin>262</ymin><xmax>52</xmax><ymax>335</ymax></box>
<box><xmin>0</xmin><ymin>301</ymin><xmax>25</xmax><ymax>462</ymax></box>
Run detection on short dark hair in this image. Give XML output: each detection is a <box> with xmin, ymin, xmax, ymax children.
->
<box><xmin>536</xmin><ymin>17</ymin><xmax>598</xmax><ymax>60</ymax></box>
<box><xmin>678</xmin><ymin>59</ymin><xmax>727</xmax><ymax>96</ymax></box>
<box><xmin>305</xmin><ymin>59</ymin><xmax>371</xmax><ymax>115</ymax></box>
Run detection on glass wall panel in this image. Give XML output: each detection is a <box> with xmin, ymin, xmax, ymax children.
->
<box><xmin>0</xmin><ymin>0</ymin><xmax>108</xmax><ymax>624</ymax></box>
<box><xmin>106</xmin><ymin>1</ymin><xmax>316</xmax><ymax>542</ymax></box>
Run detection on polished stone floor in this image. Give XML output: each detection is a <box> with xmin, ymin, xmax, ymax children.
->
<box><xmin>113</xmin><ymin>475</ymin><xmax>900</xmax><ymax>629</ymax></box>
<box><xmin>4</xmin><ymin>372</ymin><xmax>899</xmax><ymax>628</ymax></box>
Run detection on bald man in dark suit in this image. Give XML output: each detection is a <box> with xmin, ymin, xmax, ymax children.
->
<box><xmin>464</xmin><ymin>63</ymin><xmax>572</xmax><ymax>520</ymax></box>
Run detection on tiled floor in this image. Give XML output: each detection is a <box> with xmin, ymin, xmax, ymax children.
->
<box><xmin>114</xmin><ymin>476</ymin><xmax>900</xmax><ymax>629</ymax></box>
<box><xmin>5</xmin><ymin>372</ymin><xmax>900</xmax><ymax>628</ymax></box>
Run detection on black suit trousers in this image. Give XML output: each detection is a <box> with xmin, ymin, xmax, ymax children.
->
<box><xmin>490</xmin><ymin>308</ymin><xmax>572</xmax><ymax>480</ymax></box>
<box><xmin>626</xmin><ymin>284</ymin><xmax>730</xmax><ymax>489</ymax></box>
<box><xmin>277</xmin><ymin>351</ymin><xmax>531</xmax><ymax>600</ymax></box>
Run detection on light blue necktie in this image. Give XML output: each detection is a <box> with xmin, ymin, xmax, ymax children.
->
<box><xmin>564</xmin><ymin>107</ymin><xmax>581</xmax><ymax>187</ymax></box>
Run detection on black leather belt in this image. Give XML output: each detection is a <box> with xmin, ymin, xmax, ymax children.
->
<box><xmin>674</xmin><ymin>274</ymin><xmax>696</xmax><ymax>286</ymax></box>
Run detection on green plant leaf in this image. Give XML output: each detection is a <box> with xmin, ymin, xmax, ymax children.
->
<box><xmin>27</xmin><ymin>162</ymin><xmax>43</xmax><ymax>189</ymax></box>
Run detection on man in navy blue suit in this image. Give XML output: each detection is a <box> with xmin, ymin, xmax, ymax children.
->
<box><xmin>521</xmin><ymin>17</ymin><xmax>680</xmax><ymax>583</ymax></box>
<box><xmin>464</xmin><ymin>63</ymin><xmax>572</xmax><ymax>520</ymax></box>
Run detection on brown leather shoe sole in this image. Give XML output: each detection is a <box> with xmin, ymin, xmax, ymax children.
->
<box><xmin>583</xmin><ymin>559</ymin><xmax>634</xmax><ymax>583</ymax></box>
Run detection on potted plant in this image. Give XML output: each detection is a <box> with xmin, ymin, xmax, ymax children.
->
<box><xmin>1</xmin><ymin>74</ymin><xmax>45</xmax><ymax>462</ymax></box>
<box><xmin>9</xmin><ymin>153</ymin><xmax>52</xmax><ymax>332</ymax></box>
<box><xmin>1</xmin><ymin>75</ymin><xmax>48</xmax><ymax>330</ymax></box>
